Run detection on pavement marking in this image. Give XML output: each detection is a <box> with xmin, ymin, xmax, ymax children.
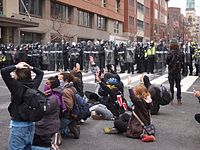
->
<box><xmin>0</xmin><ymin>102</ymin><xmax>9</xmax><ymax>109</ymax></box>
<box><xmin>118</xmin><ymin>73</ymin><xmax>130</xmax><ymax>78</ymax></box>
<box><xmin>150</xmin><ymin>74</ymin><xmax>168</xmax><ymax>84</ymax></box>
<box><xmin>180</xmin><ymin>76</ymin><xmax>198</xmax><ymax>92</ymax></box>
<box><xmin>0</xmin><ymin>85</ymin><xmax>9</xmax><ymax>89</ymax></box>
<box><xmin>83</xmin><ymin>74</ymin><xmax>95</xmax><ymax>81</ymax></box>
<box><xmin>43</xmin><ymin>72</ymin><xmax>60</xmax><ymax>79</ymax></box>
<box><xmin>122</xmin><ymin>73</ymin><xmax>153</xmax><ymax>85</ymax></box>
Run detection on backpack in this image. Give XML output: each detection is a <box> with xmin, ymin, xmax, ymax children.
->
<box><xmin>155</xmin><ymin>85</ymin><xmax>172</xmax><ymax>106</ymax></box>
<box><xmin>18</xmin><ymin>85</ymin><xmax>49</xmax><ymax>122</ymax></box>
<box><xmin>169</xmin><ymin>52</ymin><xmax>183</xmax><ymax>72</ymax></box>
<box><xmin>71</xmin><ymin>93</ymin><xmax>91</xmax><ymax>120</ymax></box>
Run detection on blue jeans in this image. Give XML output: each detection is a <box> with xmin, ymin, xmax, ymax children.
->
<box><xmin>32</xmin><ymin>146</ymin><xmax>51</xmax><ymax>150</ymax></box>
<box><xmin>8</xmin><ymin>125</ymin><xmax>35</xmax><ymax>150</ymax></box>
<box><xmin>60</xmin><ymin>118</ymin><xmax>71</xmax><ymax>136</ymax></box>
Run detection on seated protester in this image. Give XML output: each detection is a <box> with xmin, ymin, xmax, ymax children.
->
<box><xmin>72</xmin><ymin>63</ymin><xmax>83</xmax><ymax>82</ymax></box>
<box><xmin>104</xmin><ymin>72</ymin><xmax>124</xmax><ymax>96</ymax></box>
<box><xmin>59</xmin><ymin>72</ymin><xmax>80</xmax><ymax>139</ymax></box>
<box><xmin>1</xmin><ymin>62</ymin><xmax>44</xmax><ymax>150</ymax></box>
<box><xmin>104</xmin><ymin>85</ymin><xmax>155</xmax><ymax>142</ymax></box>
<box><xmin>71</xmin><ymin>63</ymin><xmax>84</xmax><ymax>97</ymax></box>
<box><xmin>32</xmin><ymin>76</ymin><xmax>64</xmax><ymax>149</ymax></box>
<box><xmin>70</xmin><ymin>71</ymin><xmax>84</xmax><ymax>97</ymax></box>
<box><xmin>193</xmin><ymin>90</ymin><xmax>200</xmax><ymax>124</ymax></box>
<box><xmin>141</xmin><ymin>75</ymin><xmax>160</xmax><ymax>115</ymax></box>
<box><xmin>95</xmin><ymin>71</ymin><xmax>126</xmax><ymax>118</ymax></box>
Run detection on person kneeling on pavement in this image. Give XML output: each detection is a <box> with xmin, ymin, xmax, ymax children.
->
<box><xmin>32</xmin><ymin>76</ymin><xmax>64</xmax><ymax>149</ymax></box>
<box><xmin>104</xmin><ymin>84</ymin><xmax>156</xmax><ymax>142</ymax></box>
<box><xmin>90</xmin><ymin>70</ymin><xmax>126</xmax><ymax>120</ymax></box>
<box><xmin>59</xmin><ymin>72</ymin><xmax>80</xmax><ymax>139</ymax></box>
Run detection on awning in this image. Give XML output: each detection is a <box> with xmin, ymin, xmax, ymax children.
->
<box><xmin>0</xmin><ymin>16</ymin><xmax>39</xmax><ymax>28</ymax></box>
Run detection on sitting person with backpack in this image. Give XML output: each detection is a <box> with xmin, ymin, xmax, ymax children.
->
<box><xmin>59</xmin><ymin>72</ymin><xmax>80</xmax><ymax>139</ymax></box>
<box><xmin>32</xmin><ymin>76</ymin><xmax>64</xmax><ymax>150</ymax></box>
<box><xmin>1</xmin><ymin>62</ymin><xmax>44</xmax><ymax>150</ymax></box>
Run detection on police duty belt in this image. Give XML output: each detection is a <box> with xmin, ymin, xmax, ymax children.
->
<box><xmin>156</xmin><ymin>51</ymin><xmax>168</xmax><ymax>54</ymax></box>
<box><xmin>50</xmin><ymin>51</ymin><xmax>63</xmax><ymax>53</ymax></box>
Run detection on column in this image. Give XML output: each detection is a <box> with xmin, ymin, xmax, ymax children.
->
<box><xmin>13</xmin><ymin>28</ymin><xmax>20</xmax><ymax>46</ymax></box>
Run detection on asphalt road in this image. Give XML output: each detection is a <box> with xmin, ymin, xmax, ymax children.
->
<box><xmin>0</xmin><ymin>78</ymin><xmax>200</xmax><ymax>150</ymax></box>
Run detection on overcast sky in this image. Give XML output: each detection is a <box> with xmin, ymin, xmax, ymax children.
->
<box><xmin>168</xmin><ymin>0</ymin><xmax>200</xmax><ymax>16</ymax></box>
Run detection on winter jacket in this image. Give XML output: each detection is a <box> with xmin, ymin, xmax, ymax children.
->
<box><xmin>62</xmin><ymin>83</ymin><xmax>77</xmax><ymax>119</ymax></box>
<box><xmin>166</xmin><ymin>49</ymin><xmax>184</xmax><ymax>74</ymax></box>
<box><xmin>126</xmin><ymin>89</ymin><xmax>152</xmax><ymax>138</ymax></box>
<box><xmin>1</xmin><ymin>65</ymin><xmax>44</xmax><ymax>121</ymax></box>
<box><xmin>35</xmin><ymin>87</ymin><xmax>63</xmax><ymax>136</ymax></box>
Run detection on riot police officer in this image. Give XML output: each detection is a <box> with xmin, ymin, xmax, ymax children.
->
<box><xmin>145</xmin><ymin>41</ymin><xmax>156</xmax><ymax>74</ymax></box>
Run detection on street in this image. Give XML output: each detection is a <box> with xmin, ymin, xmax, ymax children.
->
<box><xmin>0</xmin><ymin>72</ymin><xmax>200</xmax><ymax>150</ymax></box>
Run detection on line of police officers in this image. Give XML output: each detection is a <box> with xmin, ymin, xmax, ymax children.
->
<box><xmin>0</xmin><ymin>41</ymin><xmax>199</xmax><ymax>76</ymax></box>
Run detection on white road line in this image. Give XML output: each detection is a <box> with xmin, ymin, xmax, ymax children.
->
<box><xmin>0</xmin><ymin>102</ymin><xmax>9</xmax><ymax>109</ymax></box>
<box><xmin>180</xmin><ymin>76</ymin><xmax>198</xmax><ymax>92</ymax></box>
<box><xmin>118</xmin><ymin>73</ymin><xmax>130</xmax><ymax>78</ymax></box>
<box><xmin>0</xmin><ymin>85</ymin><xmax>9</xmax><ymax>89</ymax></box>
<box><xmin>122</xmin><ymin>73</ymin><xmax>153</xmax><ymax>85</ymax></box>
<box><xmin>83</xmin><ymin>74</ymin><xmax>95</xmax><ymax>81</ymax></box>
<box><xmin>43</xmin><ymin>72</ymin><xmax>60</xmax><ymax>78</ymax></box>
<box><xmin>150</xmin><ymin>74</ymin><xmax>168</xmax><ymax>84</ymax></box>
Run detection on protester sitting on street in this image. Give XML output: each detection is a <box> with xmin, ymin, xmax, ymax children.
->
<box><xmin>70</xmin><ymin>70</ymin><xmax>84</xmax><ymax>97</ymax></box>
<box><xmin>95</xmin><ymin>70</ymin><xmax>126</xmax><ymax>118</ymax></box>
<box><xmin>1</xmin><ymin>62</ymin><xmax>44</xmax><ymax>150</ymax></box>
<box><xmin>32</xmin><ymin>76</ymin><xmax>64</xmax><ymax>150</ymax></box>
<box><xmin>193</xmin><ymin>90</ymin><xmax>200</xmax><ymax>124</ymax></box>
<box><xmin>59</xmin><ymin>72</ymin><xmax>80</xmax><ymax>139</ymax></box>
<box><xmin>141</xmin><ymin>75</ymin><xmax>160</xmax><ymax>115</ymax></box>
<box><xmin>104</xmin><ymin>84</ymin><xmax>155</xmax><ymax>142</ymax></box>
<box><xmin>71</xmin><ymin>63</ymin><xmax>84</xmax><ymax>96</ymax></box>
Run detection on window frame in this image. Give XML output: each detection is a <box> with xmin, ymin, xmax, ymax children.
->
<box><xmin>97</xmin><ymin>15</ymin><xmax>106</xmax><ymax>31</ymax></box>
<box><xmin>78</xmin><ymin>10</ymin><xmax>92</xmax><ymax>28</ymax></box>
<box><xmin>19</xmin><ymin>0</ymin><xmax>42</xmax><ymax>17</ymax></box>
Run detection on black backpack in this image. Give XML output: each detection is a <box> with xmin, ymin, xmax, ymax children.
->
<box><xmin>18</xmin><ymin>85</ymin><xmax>49</xmax><ymax>122</ymax></box>
<box><xmin>154</xmin><ymin>84</ymin><xmax>173</xmax><ymax>106</ymax></box>
<box><xmin>169</xmin><ymin>52</ymin><xmax>183</xmax><ymax>72</ymax></box>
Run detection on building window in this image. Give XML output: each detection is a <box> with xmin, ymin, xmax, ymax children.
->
<box><xmin>0</xmin><ymin>0</ymin><xmax>3</xmax><ymax>15</ymax></box>
<box><xmin>129</xmin><ymin>16</ymin><xmax>134</xmax><ymax>25</ymax></box>
<box><xmin>19</xmin><ymin>0</ymin><xmax>42</xmax><ymax>17</ymax></box>
<box><xmin>78</xmin><ymin>10</ymin><xmax>92</xmax><ymax>28</ymax></box>
<box><xmin>115</xmin><ymin>0</ymin><xmax>120</xmax><ymax>12</ymax></box>
<box><xmin>114</xmin><ymin>21</ymin><xmax>119</xmax><ymax>33</ymax></box>
<box><xmin>145</xmin><ymin>23</ymin><xmax>150</xmax><ymax>34</ymax></box>
<box><xmin>154</xmin><ymin>9</ymin><xmax>158</xmax><ymax>19</ymax></box>
<box><xmin>188</xmin><ymin>16</ymin><xmax>192</xmax><ymax>23</ymax></box>
<box><xmin>102</xmin><ymin>0</ymin><xmax>107</xmax><ymax>7</ymax></box>
<box><xmin>129</xmin><ymin>0</ymin><xmax>134</xmax><ymax>7</ymax></box>
<box><xmin>137</xmin><ymin>19</ymin><xmax>143</xmax><ymax>30</ymax></box>
<box><xmin>51</xmin><ymin>1</ymin><xmax>69</xmax><ymax>21</ymax></box>
<box><xmin>137</xmin><ymin>2</ymin><xmax>144</xmax><ymax>13</ymax></box>
<box><xmin>20</xmin><ymin>31</ymin><xmax>42</xmax><ymax>44</ymax></box>
<box><xmin>145</xmin><ymin>7</ymin><xmax>150</xmax><ymax>18</ymax></box>
<box><xmin>154</xmin><ymin>24</ymin><xmax>158</xmax><ymax>33</ymax></box>
<box><xmin>97</xmin><ymin>15</ymin><xmax>106</xmax><ymax>31</ymax></box>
